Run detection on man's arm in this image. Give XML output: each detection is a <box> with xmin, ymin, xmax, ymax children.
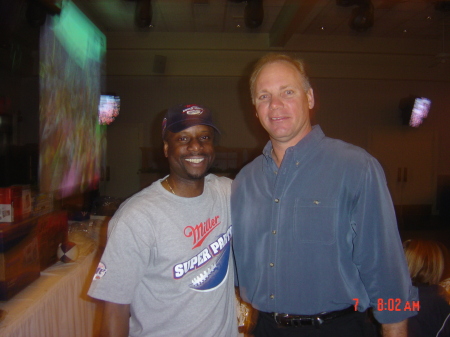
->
<box><xmin>381</xmin><ymin>319</ymin><xmax>407</xmax><ymax>337</ymax></box>
<box><xmin>99</xmin><ymin>301</ymin><xmax>130</xmax><ymax>337</ymax></box>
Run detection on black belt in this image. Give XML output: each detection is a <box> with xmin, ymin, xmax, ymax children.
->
<box><xmin>271</xmin><ymin>306</ymin><xmax>355</xmax><ymax>328</ymax></box>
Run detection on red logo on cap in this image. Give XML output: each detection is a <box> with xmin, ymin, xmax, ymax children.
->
<box><xmin>183</xmin><ymin>105</ymin><xmax>204</xmax><ymax>115</ymax></box>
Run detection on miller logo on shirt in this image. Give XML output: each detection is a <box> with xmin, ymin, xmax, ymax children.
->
<box><xmin>184</xmin><ymin>215</ymin><xmax>221</xmax><ymax>249</ymax></box>
<box><xmin>93</xmin><ymin>262</ymin><xmax>107</xmax><ymax>280</ymax></box>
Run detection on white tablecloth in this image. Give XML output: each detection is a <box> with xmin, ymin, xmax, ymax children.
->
<box><xmin>0</xmin><ymin>243</ymin><xmax>101</xmax><ymax>337</ymax></box>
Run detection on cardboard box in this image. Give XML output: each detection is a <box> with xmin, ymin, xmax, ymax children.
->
<box><xmin>0</xmin><ymin>186</ymin><xmax>32</xmax><ymax>222</ymax></box>
<box><xmin>21</xmin><ymin>186</ymin><xmax>32</xmax><ymax>219</ymax></box>
<box><xmin>32</xmin><ymin>192</ymin><xmax>54</xmax><ymax>217</ymax></box>
<box><xmin>0</xmin><ymin>186</ymin><xmax>22</xmax><ymax>222</ymax></box>
<box><xmin>0</xmin><ymin>217</ymin><xmax>40</xmax><ymax>300</ymax></box>
<box><xmin>37</xmin><ymin>211</ymin><xmax>68</xmax><ymax>270</ymax></box>
<box><xmin>0</xmin><ymin>204</ymin><xmax>13</xmax><ymax>223</ymax></box>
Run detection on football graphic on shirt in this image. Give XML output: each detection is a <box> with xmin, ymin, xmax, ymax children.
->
<box><xmin>190</xmin><ymin>239</ymin><xmax>230</xmax><ymax>291</ymax></box>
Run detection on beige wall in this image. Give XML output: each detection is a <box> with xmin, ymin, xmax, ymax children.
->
<box><xmin>101</xmin><ymin>32</ymin><xmax>450</xmax><ymax>200</ymax></box>
<box><xmin>103</xmin><ymin>75</ymin><xmax>450</xmax><ymax>199</ymax></box>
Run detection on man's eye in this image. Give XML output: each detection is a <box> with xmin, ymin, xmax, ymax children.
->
<box><xmin>285</xmin><ymin>90</ymin><xmax>294</xmax><ymax>95</ymax></box>
<box><xmin>258</xmin><ymin>94</ymin><xmax>268</xmax><ymax>100</ymax></box>
<box><xmin>179</xmin><ymin>137</ymin><xmax>188</xmax><ymax>141</ymax></box>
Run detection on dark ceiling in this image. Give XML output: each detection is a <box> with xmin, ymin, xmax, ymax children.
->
<box><xmin>2</xmin><ymin>0</ymin><xmax>450</xmax><ymax>75</ymax></box>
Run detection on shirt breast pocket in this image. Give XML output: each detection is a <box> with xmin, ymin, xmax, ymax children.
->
<box><xmin>293</xmin><ymin>198</ymin><xmax>337</xmax><ymax>245</ymax></box>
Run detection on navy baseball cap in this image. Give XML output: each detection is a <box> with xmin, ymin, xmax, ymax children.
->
<box><xmin>162</xmin><ymin>104</ymin><xmax>220</xmax><ymax>137</ymax></box>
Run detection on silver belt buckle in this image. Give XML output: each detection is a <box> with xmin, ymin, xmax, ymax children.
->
<box><xmin>314</xmin><ymin>316</ymin><xmax>324</xmax><ymax>328</ymax></box>
<box><xmin>273</xmin><ymin>312</ymin><xmax>281</xmax><ymax>325</ymax></box>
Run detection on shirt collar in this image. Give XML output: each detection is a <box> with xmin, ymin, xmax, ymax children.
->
<box><xmin>262</xmin><ymin>125</ymin><xmax>325</xmax><ymax>163</ymax></box>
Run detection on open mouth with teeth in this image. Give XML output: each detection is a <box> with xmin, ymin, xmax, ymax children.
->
<box><xmin>185</xmin><ymin>158</ymin><xmax>205</xmax><ymax>164</ymax></box>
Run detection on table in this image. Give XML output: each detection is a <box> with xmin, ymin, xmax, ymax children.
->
<box><xmin>0</xmin><ymin>240</ymin><xmax>102</xmax><ymax>337</ymax></box>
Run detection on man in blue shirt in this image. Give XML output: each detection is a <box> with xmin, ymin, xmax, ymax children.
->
<box><xmin>232</xmin><ymin>53</ymin><xmax>418</xmax><ymax>337</ymax></box>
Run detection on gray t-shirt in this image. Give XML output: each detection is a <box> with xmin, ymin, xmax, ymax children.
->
<box><xmin>89</xmin><ymin>174</ymin><xmax>238</xmax><ymax>337</ymax></box>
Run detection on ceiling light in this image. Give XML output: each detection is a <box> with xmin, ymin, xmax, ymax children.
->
<box><xmin>135</xmin><ymin>0</ymin><xmax>152</xmax><ymax>29</ymax></box>
<box><xmin>435</xmin><ymin>1</ymin><xmax>450</xmax><ymax>12</ymax></box>
<box><xmin>336</xmin><ymin>0</ymin><xmax>360</xmax><ymax>6</ymax></box>
<box><xmin>26</xmin><ymin>0</ymin><xmax>62</xmax><ymax>27</ymax></box>
<box><xmin>245</xmin><ymin>0</ymin><xmax>264</xmax><ymax>29</ymax></box>
<box><xmin>349</xmin><ymin>1</ymin><xmax>374</xmax><ymax>32</ymax></box>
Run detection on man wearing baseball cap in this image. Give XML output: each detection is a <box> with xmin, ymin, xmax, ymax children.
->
<box><xmin>89</xmin><ymin>104</ymin><xmax>238</xmax><ymax>337</ymax></box>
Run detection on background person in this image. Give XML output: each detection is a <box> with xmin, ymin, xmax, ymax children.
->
<box><xmin>404</xmin><ymin>239</ymin><xmax>450</xmax><ymax>337</ymax></box>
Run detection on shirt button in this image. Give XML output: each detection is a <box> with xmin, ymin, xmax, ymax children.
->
<box><xmin>272</xmin><ymin>230</ymin><xmax>277</xmax><ymax>234</ymax></box>
<box><xmin>269</xmin><ymin>263</ymin><xmax>274</xmax><ymax>267</ymax></box>
<box><xmin>274</xmin><ymin>198</ymin><xmax>279</xmax><ymax>203</ymax></box>
<box><xmin>270</xmin><ymin>294</ymin><xmax>275</xmax><ymax>299</ymax></box>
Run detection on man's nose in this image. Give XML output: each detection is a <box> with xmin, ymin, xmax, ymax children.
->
<box><xmin>269</xmin><ymin>96</ymin><xmax>283</xmax><ymax>110</ymax></box>
<box><xmin>188</xmin><ymin>138</ymin><xmax>202</xmax><ymax>151</ymax></box>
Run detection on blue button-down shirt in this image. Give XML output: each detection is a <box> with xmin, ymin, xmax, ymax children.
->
<box><xmin>231</xmin><ymin>125</ymin><xmax>418</xmax><ymax>324</ymax></box>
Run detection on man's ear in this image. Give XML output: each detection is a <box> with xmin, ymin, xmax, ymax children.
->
<box><xmin>307</xmin><ymin>88</ymin><xmax>315</xmax><ymax>109</ymax></box>
<box><xmin>163</xmin><ymin>141</ymin><xmax>169</xmax><ymax>158</ymax></box>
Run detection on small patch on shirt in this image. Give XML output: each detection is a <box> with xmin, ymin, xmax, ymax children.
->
<box><xmin>313</xmin><ymin>200</ymin><xmax>320</xmax><ymax>205</ymax></box>
<box><xmin>93</xmin><ymin>262</ymin><xmax>107</xmax><ymax>280</ymax></box>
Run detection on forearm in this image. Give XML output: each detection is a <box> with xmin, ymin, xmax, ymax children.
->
<box><xmin>98</xmin><ymin>301</ymin><xmax>131</xmax><ymax>337</ymax></box>
<box><xmin>381</xmin><ymin>319</ymin><xmax>407</xmax><ymax>337</ymax></box>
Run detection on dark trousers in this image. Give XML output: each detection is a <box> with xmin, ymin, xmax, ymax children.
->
<box><xmin>253</xmin><ymin>310</ymin><xmax>378</xmax><ymax>337</ymax></box>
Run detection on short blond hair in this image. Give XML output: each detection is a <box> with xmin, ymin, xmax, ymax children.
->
<box><xmin>403</xmin><ymin>239</ymin><xmax>445</xmax><ymax>285</ymax></box>
<box><xmin>249</xmin><ymin>53</ymin><xmax>311</xmax><ymax>104</ymax></box>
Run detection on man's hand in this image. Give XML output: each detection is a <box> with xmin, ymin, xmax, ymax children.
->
<box><xmin>381</xmin><ymin>319</ymin><xmax>407</xmax><ymax>337</ymax></box>
<box><xmin>98</xmin><ymin>301</ymin><xmax>131</xmax><ymax>337</ymax></box>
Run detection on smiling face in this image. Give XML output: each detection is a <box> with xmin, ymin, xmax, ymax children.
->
<box><xmin>254</xmin><ymin>61</ymin><xmax>314</xmax><ymax>148</ymax></box>
<box><xmin>164</xmin><ymin>124</ymin><xmax>215</xmax><ymax>182</ymax></box>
